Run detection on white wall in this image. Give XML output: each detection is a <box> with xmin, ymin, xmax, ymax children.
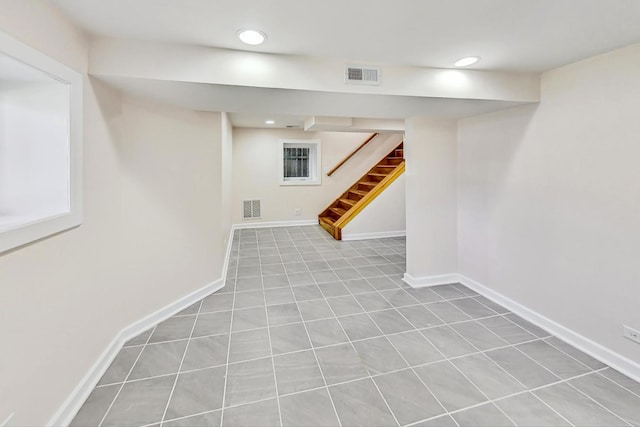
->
<box><xmin>342</xmin><ymin>174</ymin><xmax>406</xmax><ymax>240</ymax></box>
<box><xmin>458</xmin><ymin>43</ymin><xmax>640</xmax><ymax>368</ymax></box>
<box><xmin>0</xmin><ymin>2</ymin><xmax>227</xmax><ymax>425</ymax></box>
<box><xmin>232</xmin><ymin>128</ymin><xmax>403</xmax><ymax>224</ymax></box>
<box><xmin>404</xmin><ymin>117</ymin><xmax>458</xmax><ymax>281</ymax></box>
<box><xmin>221</xmin><ymin>111</ymin><xmax>233</xmax><ymax>249</ymax></box>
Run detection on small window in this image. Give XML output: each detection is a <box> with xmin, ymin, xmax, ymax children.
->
<box><xmin>279</xmin><ymin>139</ymin><xmax>321</xmax><ymax>186</ymax></box>
<box><xmin>0</xmin><ymin>32</ymin><xmax>83</xmax><ymax>254</ymax></box>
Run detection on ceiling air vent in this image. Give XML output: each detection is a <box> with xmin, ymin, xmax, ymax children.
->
<box><xmin>345</xmin><ymin>65</ymin><xmax>381</xmax><ymax>85</ymax></box>
<box><xmin>242</xmin><ymin>200</ymin><xmax>261</xmax><ymax>220</ymax></box>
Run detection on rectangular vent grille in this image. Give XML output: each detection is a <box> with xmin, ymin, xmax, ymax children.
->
<box><xmin>345</xmin><ymin>65</ymin><xmax>381</xmax><ymax>85</ymax></box>
<box><xmin>242</xmin><ymin>200</ymin><xmax>261</xmax><ymax>219</ymax></box>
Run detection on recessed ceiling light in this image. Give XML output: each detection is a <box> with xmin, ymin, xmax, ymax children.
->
<box><xmin>454</xmin><ymin>56</ymin><xmax>480</xmax><ymax>67</ymax></box>
<box><xmin>265</xmin><ymin>120</ymin><xmax>275</xmax><ymax>125</ymax></box>
<box><xmin>238</xmin><ymin>29</ymin><xmax>266</xmax><ymax>45</ymax></box>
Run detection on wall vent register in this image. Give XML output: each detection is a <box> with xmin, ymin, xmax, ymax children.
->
<box><xmin>242</xmin><ymin>200</ymin><xmax>261</xmax><ymax>220</ymax></box>
<box><xmin>345</xmin><ymin>65</ymin><xmax>381</xmax><ymax>85</ymax></box>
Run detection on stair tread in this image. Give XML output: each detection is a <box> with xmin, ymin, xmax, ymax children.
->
<box><xmin>319</xmin><ymin>216</ymin><xmax>335</xmax><ymax>225</ymax></box>
<box><xmin>358</xmin><ymin>182</ymin><xmax>378</xmax><ymax>187</ymax></box>
<box><xmin>368</xmin><ymin>173</ymin><xmax>388</xmax><ymax>177</ymax></box>
<box><xmin>350</xmin><ymin>189</ymin><xmax>369</xmax><ymax>196</ymax></box>
<box><xmin>339</xmin><ymin>198</ymin><xmax>356</xmax><ymax>206</ymax></box>
<box><xmin>330</xmin><ymin>207</ymin><xmax>347</xmax><ymax>216</ymax></box>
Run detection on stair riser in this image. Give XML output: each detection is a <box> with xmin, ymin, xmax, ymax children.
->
<box><xmin>373</xmin><ymin>167</ymin><xmax>394</xmax><ymax>174</ymax></box>
<box><xmin>382</xmin><ymin>158</ymin><xmax>403</xmax><ymax>165</ymax></box>
<box><xmin>319</xmin><ymin>219</ymin><xmax>335</xmax><ymax>236</ymax></box>
<box><xmin>338</xmin><ymin>200</ymin><xmax>354</xmax><ymax>210</ymax></box>
<box><xmin>328</xmin><ymin>211</ymin><xmax>341</xmax><ymax>221</ymax></box>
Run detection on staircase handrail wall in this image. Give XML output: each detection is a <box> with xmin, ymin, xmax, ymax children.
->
<box><xmin>326</xmin><ymin>133</ymin><xmax>379</xmax><ymax>177</ymax></box>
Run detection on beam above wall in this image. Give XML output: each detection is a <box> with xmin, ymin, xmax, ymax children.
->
<box><xmin>89</xmin><ymin>37</ymin><xmax>540</xmax><ymax>119</ymax></box>
<box><xmin>303</xmin><ymin>116</ymin><xmax>404</xmax><ymax>132</ymax></box>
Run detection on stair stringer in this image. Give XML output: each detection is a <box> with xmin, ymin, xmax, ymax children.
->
<box><xmin>331</xmin><ymin>162</ymin><xmax>405</xmax><ymax>239</ymax></box>
<box><xmin>341</xmin><ymin>173</ymin><xmax>406</xmax><ymax>240</ymax></box>
<box><xmin>319</xmin><ymin>157</ymin><xmax>405</xmax><ymax>240</ymax></box>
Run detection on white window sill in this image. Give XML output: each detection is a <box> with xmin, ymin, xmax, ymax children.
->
<box><xmin>279</xmin><ymin>180</ymin><xmax>322</xmax><ymax>186</ymax></box>
<box><xmin>0</xmin><ymin>210</ymin><xmax>68</xmax><ymax>232</ymax></box>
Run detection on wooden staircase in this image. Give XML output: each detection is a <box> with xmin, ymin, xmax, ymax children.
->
<box><xmin>319</xmin><ymin>142</ymin><xmax>405</xmax><ymax>240</ymax></box>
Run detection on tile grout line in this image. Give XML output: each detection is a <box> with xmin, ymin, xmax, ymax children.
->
<box><xmin>232</xmin><ymin>227</ymin><xmax>640</xmax><ymax>426</ymax></box>
<box><xmin>289</xmin><ymin>230</ymin><xmax>407</xmax><ymax>423</ymax></box>
<box><xmin>159</xmin><ymin>298</ymin><xmax>204</xmax><ymax>426</ymax></box>
<box><xmin>388</xmin><ymin>278</ymin><xmax>578</xmax><ymax>427</ymax></box>
<box><xmin>274</xmin><ymin>227</ymin><xmax>343</xmax><ymax>427</ymax></box>
<box><xmin>119</xmin><ymin>304</ymin><xmax>511</xmax><ymax>351</ymax></box>
<box><xmin>594</xmin><ymin>370</ymin><xmax>640</xmax><ymax>400</ymax></box>
<box><xmin>312</xmin><ymin>251</ymin><xmax>507</xmax><ymax>425</ymax></box>
<box><xmin>94</xmin><ymin>331</ymin><xmax>588</xmax><ymax>395</ymax></box>
<box><xmin>438</xmin><ymin>315</ymin><xmax>574</xmax><ymax>425</ymax></box>
<box><xmin>291</xmin><ymin>237</ymin><xmax>404</xmax><ymax>427</ymax></box>
<box><xmin>370</xmin><ymin>286</ymin><xmax>508</xmax><ymax>426</ymax></box>
<box><xmin>102</xmin><ymin>258</ymin><xmax>624</xmax><ymax>424</ymax></box>
<box><xmin>98</xmin><ymin>299</ymin><xmax>618</xmax><ymax>422</ymax></box>
<box><xmin>406</xmin><ymin>367</ymin><xmax>609</xmax><ymax>427</ymax></box>
<box><xmin>563</xmin><ymin>380</ymin><xmax>634</xmax><ymax>427</ymax></box>
<box><xmin>96</xmin><ymin>333</ymin><xmax>556</xmax><ymax>390</ymax></box>
<box><xmin>542</xmin><ymin>336</ymin><xmax>611</xmax><ymax>374</ymax></box>
<box><xmin>410</xmin><ymin>289</ymin><xmax>573</xmax><ymax>426</ymax></box>
<box><xmin>257</xmin><ymin>230</ymin><xmax>284</xmax><ymax>427</ymax></box>
<box><xmin>346</xmin><ymin>280</ymin><xmax>454</xmax><ymax>425</ymax></box>
<box><xmin>525</xmin><ymin>335</ymin><xmax>624</xmax><ymax>426</ymax></box>
<box><xmin>218</xmin><ymin>229</ymin><xmax>239</xmax><ymax>427</ymax></box>
<box><xmin>209</xmin><ymin>358</ymin><xmax>611</xmax><ymax>416</ymax></box>
<box><xmin>368</xmin><ymin>275</ymin><xmax>562</xmax><ymax>427</ymax></box>
<box><xmin>94</xmin><ymin>226</ymin><xmax>640</xmax><ymax>427</ymax></box>
<box><xmin>475</xmin><ymin>307</ymin><xmax>631</xmax><ymax>426</ymax></box>
<box><xmin>504</xmin><ymin>337</ymin><xmax>633</xmax><ymax>426</ymax></box>
<box><xmin>161</xmin><ymin>409</ymin><xmax>219</xmax><ymax>426</ymax></box>
<box><xmin>320</xmin><ymin>233</ymin><xmax>490</xmax><ymax>427</ymax></box>
<box><xmin>528</xmin><ymin>393</ymin><xmax>576</xmax><ymax>427</ymax></box>
<box><xmin>97</xmin><ymin>324</ymin><xmax>158</xmax><ymax>427</ymax></box>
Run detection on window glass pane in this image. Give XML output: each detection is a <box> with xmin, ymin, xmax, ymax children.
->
<box><xmin>283</xmin><ymin>146</ymin><xmax>310</xmax><ymax>178</ymax></box>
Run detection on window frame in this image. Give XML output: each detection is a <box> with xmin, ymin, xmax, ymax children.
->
<box><xmin>278</xmin><ymin>139</ymin><xmax>321</xmax><ymax>186</ymax></box>
<box><xmin>0</xmin><ymin>31</ymin><xmax>83</xmax><ymax>254</ymax></box>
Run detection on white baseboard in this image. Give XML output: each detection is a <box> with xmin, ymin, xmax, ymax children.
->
<box><xmin>221</xmin><ymin>228</ymin><xmax>235</xmax><ymax>282</ymax></box>
<box><xmin>458</xmin><ymin>274</ymin><xmax>640</xmax><ymax>384</ymax></box>
<box><xmin>341</xmin><ymin>230</ymin><xmax>406</xmax><ymax>241</ymax></box>
<box><xmin>51</xmin><ymin>228</ymin><xmax>237</xmax><ymax>426</ymax></box>
<box><xmin>48</xmin><ymin>279</ymin><xmax>225</xmax><ymax>427</ymax></box>
<box><xmin>402</xmin><ymin>272</ymin><xmax>461</xmax><ymax>288</ymax></box>
<box><xmin>232</xmin><ymin>219</ymin><xmax>317</xmax><ymax>230</ymax></box>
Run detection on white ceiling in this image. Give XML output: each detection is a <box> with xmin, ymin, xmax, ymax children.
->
<box><xmin>53</xmin><ymin>0</ymin><xmax>640</xmax><ymax>72</ymax></box>
<box><xmin>50</xmin><ymin>0</ymin><xmax>640</xmax><ymax>128</ymax></box>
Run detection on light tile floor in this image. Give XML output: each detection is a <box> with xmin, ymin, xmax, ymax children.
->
<box><xmin>72</xmin><ymin>225</ymin><xmax>640</xmax><ymax>427</ymax></box>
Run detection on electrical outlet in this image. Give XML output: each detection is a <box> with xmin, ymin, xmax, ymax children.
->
<box><xmin>294</xmin><ymin>208</ymin><xmax>301</xmax><ymax>216</ymax></box>
<box><xmin>623</xmin><ymin>325</ymin><xmax>640</xmax><ymax>344</ymax></box>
